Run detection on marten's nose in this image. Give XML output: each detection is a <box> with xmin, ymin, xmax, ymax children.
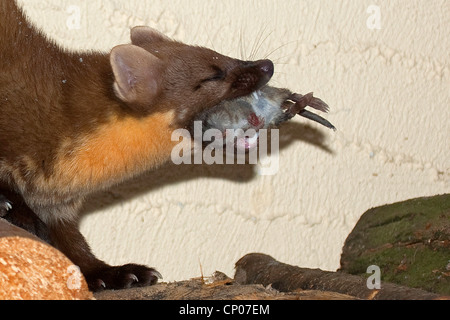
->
<box><xmin>228</xmin><ymin>59</ymin><xmax>275</xmax><ymax>99</ymax></box>
<box><xmin>252</xmin><ymin>59</ymin><xmax>274</xmax><ymax>90</ymax></box>
<box><xmin>257</xmin><ymin>59</ymin><xmax>274</xmax><ymax>79</ymax></box>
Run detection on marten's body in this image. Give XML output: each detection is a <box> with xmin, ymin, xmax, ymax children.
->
<box><xmin>0</xmin><ymin>0</ymin><xmax>274</xmax><ymax>290</ymax></box>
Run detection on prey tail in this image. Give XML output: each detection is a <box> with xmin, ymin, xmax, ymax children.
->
<box><xmin>299</xmin><ymin>109</ymin><xmax>336</xmax><ymax>131</ymax></box>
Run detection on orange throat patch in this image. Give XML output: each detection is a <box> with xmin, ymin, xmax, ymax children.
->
<box><xmin>53</xmin><ymin>110</ymin><xmax>184</xmax><ymax>193</ymax></box>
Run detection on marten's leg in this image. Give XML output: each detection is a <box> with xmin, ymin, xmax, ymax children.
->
<box><xmin>0</xmin><ymin>189</ymin><xmax>52</xmax><ymax>244</ymax></box>
<box><xmin>47</xmin><ymin>218</ymin><xmax>162</xmax><ymax>291</ymax></box>
<box><xmin>1</xmin><ymin>187</ymin><xmax>161</xmax><ymax>291</ymax></box>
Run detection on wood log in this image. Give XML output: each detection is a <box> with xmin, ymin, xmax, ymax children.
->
<box><xmin>234</xmin><ymin>253</ymin><xmax>449</xmax><ymax>300</ymax></box>
<box><xmin>95</xmin><ymin>271</ymin><xmax>357</xmax><ymax>300</ymax></box>
<box><xmin>0</xmin><ymin>218</ymin><xmax>93</xmax><ymax>300</ymax></box>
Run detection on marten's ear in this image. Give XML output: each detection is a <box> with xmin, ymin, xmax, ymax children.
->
<box><xmin>131</xmin><ymin>26</ymin><xmax>172</xmax><ymax>46</ymax></box>
<box><xmin>110</xmin><ymin>44</ymin><xmax>163</xmax><ymax>107</ymax></box>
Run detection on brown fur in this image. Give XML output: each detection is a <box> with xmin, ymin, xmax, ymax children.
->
<box><xmin>0</xmin><ymin>0</ymin><xmax>273</xmax><ymax>214</ymax></box>
<box><xmin>0</xmin><ymin>0</ymin><xmax>274</xmax><ymax>290</ymax></box>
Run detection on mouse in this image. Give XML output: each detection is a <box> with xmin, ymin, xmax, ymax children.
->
<box><xmin>195</xmin><ymin>85</ymin><xmax>335</xmax><ymax>150</ymax></box>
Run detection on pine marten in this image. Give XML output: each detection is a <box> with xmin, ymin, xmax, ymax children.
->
<box><xmin>0</xmin><ymin>0</ymin><xmax>274</xmax><ymax>291</ymax></box>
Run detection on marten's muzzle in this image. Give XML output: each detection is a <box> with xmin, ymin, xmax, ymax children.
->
<box><xmin>229</xmin><ymin>59</ymin><xmax>274</xmax><ymax>99</ymax></box>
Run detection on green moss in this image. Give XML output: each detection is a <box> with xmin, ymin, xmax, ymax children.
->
<box><xmin>351</xmin><ymin>247</ymin><xmax>449</xmax><ymax>294</ymax></box>
<box><xmin>341</xmin><ymin>194</ymin><xmax>450</xmax><ymax>295</ymax></box>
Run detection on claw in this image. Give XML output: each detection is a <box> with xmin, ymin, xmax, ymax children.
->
<box><xmin>0</xmin><ymin>195</ymin><xmax>13</xmax><ymax>217</ymax></box>
<box><xmin>5</xmin><ymin>201</ymin><xmax>12</xmax><ymax>211</ymax></box>
<box><xmin>151</xmin><ymin>270</ymin><xmax>163</xmax><ymax>280</ymax></box>
<box><xmin>130</xmin><ymin>274</ymin><xmax>139</xmax><ymax>283</ymax></box>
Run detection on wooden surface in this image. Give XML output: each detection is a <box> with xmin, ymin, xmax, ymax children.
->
<box><xmin>0</xmin><ymin>218</ymin><xmax>93</xmax><ymax>300</ymax></box>
<box><xmin>95</xmin><ymin>271</ymin><xmax>358</xmax><ymax>300</ymax></box>
<box><xmin>235</xmin><ymin>253</ymin><xmax>449</xmax><ymax>300</ymax></box>
<box><xmin>2</xmin><ymin>197</ymin><xmax>449</xmax><ymax>300</ymax></box>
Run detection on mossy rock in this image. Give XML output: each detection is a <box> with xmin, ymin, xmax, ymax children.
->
<box><xmin>340</xmin><ymin>194</ymin><xmax>450</xmax><ymax>295</ymax></box>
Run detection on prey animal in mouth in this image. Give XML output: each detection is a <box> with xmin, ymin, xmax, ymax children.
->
<box><xmin>195</xmin><ymin>85</ymin><xmax>336</xmax><ymax>150</ymax></box>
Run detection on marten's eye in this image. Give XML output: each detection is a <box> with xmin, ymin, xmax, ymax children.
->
<box><xmin>194</xmin><ymin>66</ymin><xmax>226</xmax><ymax>91</ymax></box>
<box><xmin>203</xmin><ymin>73</ymin><xmax>225</xmax><ymax>82</ymax></box>
<box><xmin>202</xmin><ymin>66</ymin><xmax>226</xmax><ymax>83</ymax></box>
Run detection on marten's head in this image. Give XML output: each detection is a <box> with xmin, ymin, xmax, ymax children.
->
<box><xmin>110</xmin><ymin>27</ymin><xmax>274</xmax><ymax>127</ymax></box>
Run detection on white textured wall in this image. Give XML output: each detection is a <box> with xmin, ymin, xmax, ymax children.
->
<box><xmin>18</xmin><ymin>0</ymin><xmax>449</xmax><ymax>281</ymax></box>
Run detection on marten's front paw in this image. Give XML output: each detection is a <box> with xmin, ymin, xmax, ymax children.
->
<box><xmin>0</xmin><ymin>194</ymin><xmax>13</xmax><ymax>217</ymax></box>
<box><xmin>85</xmin><ymin>264</ymin><xmax>162</xmax><ymax>291</ymax></box>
